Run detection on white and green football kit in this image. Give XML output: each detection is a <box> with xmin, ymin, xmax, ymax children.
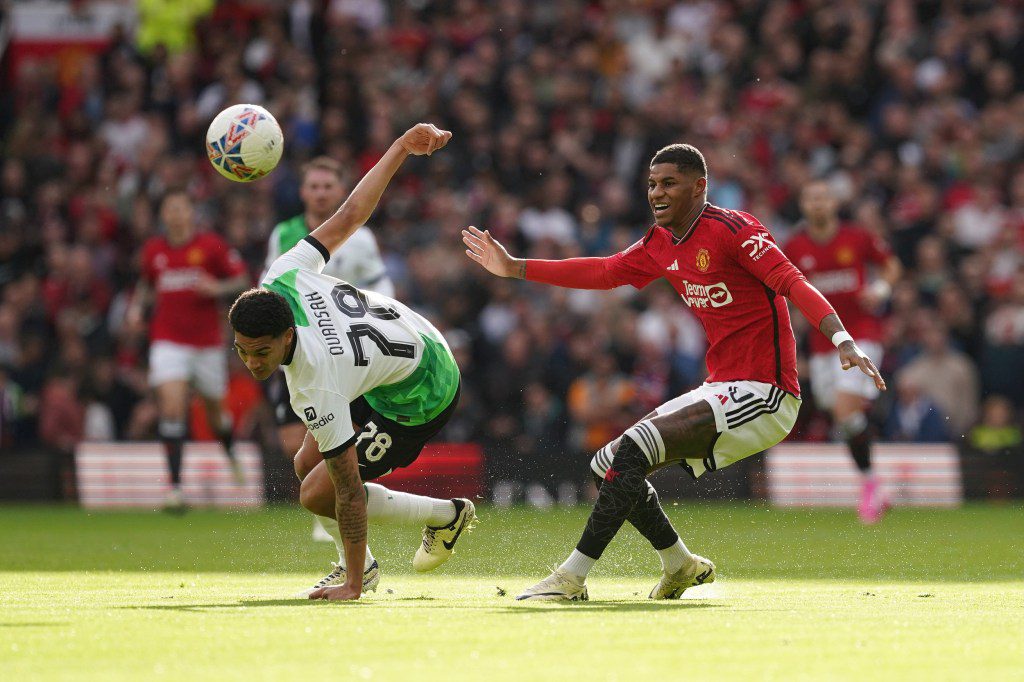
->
<box><xmin>264</xmin><ymin>217</ymin><xmax>394</xmax><ymax>296</ymax></box>
<box><xmin>263</xmin><ymin>216</ymin><xmax>395</xmax><ymax>427</ymax></box>
<box><xmin>262</xmin><ymin>236</ymin><xmax>460</xmax><ymax>477</ymax></box>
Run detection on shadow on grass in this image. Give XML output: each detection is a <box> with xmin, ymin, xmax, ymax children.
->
<box><xmin>491</xmin><ymin>600</ymin><xmax>722</xmax><ymax>614</ymax></box>
<box><xmin>130</xmin><ymin>595</ymin><xmax>441</xmax><ymax>612</ymax></box>
<box><xmin>126</xmin><ymin>596</ymin><xmax>720</xmax><ymax>614</ymax></box>
<box><xmin>129</xmin><ymin>598</ymin><xmax>350</xmax><ymax>612</ymax></box>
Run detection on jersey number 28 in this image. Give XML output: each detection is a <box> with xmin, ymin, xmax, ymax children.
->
<box><xmin>330</xmin><ymin>283</ymin><xmax>415</xmax><ymax>367</ymax></box>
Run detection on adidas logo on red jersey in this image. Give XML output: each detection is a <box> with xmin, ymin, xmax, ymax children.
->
<box><xmin>667</xmin><ymin>260</ymin><xmax>679</xmax><ymax>271</ymax></box>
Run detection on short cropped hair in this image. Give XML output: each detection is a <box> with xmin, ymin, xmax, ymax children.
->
<box><xmin>159</xmin><ymin>187</ymin><xmax>191</xmax><ymax>208</ymax></box>
<box><xmin>229</xmin><ymin>288</ymin><xmax>294</xmax><ymax>338</ymax></box>
<box><xmin>650</xmin><ymin>144</ymin><xmax>707</xmax><ymax>177</ymax></box>
<box><xmin>301</xmin><ymin>156</ymin><xmax>344</xmax><ymax>182</ymax></box>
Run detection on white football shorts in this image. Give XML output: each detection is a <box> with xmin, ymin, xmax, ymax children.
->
<box><xmin>148</xmin><ymin>340</ymin><xmax>228</xmax><ymax>398</ymax></box>
<box><xmin>592</xmin><ymin>380</ymin><xmax>801</xmax><ymax>479</ymax></box>
<box><xmin>808</xmin><ymin>341</ymin><xmax>883</xmax><ymax>410</ymax></box>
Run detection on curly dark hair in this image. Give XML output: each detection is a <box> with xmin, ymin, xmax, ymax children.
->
<box><xmin>228</xmin><ymin>288</ymin><xmax>294</xmax><ymax>338</ymax></box>
<box><xmin>651</xmin><ymin>143</ymin><xmax>707</xmax><ymax>178</ymax></box>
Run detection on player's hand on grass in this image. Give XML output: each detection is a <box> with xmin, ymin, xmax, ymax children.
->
<box><xmin>838</xmin><ymin>341</ymin><xmax>886</xmax><ymax>391</ymax></box>
<box><xmin>462</xmin><ymin>226</ymin><xmax>521</xmax><ymax>278</ymax></box>
<box><xmin>308</xmin><ymin>582</ymin><xmax>361</xmax><ymax>601</ymax></box>
<box><xmin>399</xmin><ymin>123</ymin><xmax>452</xmax><ymax>156</ymax></box>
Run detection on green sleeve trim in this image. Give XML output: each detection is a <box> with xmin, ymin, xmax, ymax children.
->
<box><xmin>277</xmin><ymin>216</ymin><xmax>310</xmax><ymax>255</ymax></box>
<box><xmin>363</xmin><ymin>334</ymin><xmax>460</xmax><ymax>425</ymax></box>
<box><xmin>262</xmin><ymin>268</ymin><xmax>309</xmax><ymax>327</ymax></box>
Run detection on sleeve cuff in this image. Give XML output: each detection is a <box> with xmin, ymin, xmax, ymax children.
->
<box><xmin>303</xmin><ymin>235</ymin><xmax>331</xmax><ymax>264</ymax></box>
<box><xmin>321</xmin><ymin>432</ymin><xmax>358</xmax><ymax>459</ymax></box>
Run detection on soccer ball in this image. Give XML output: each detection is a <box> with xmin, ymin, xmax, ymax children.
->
<box><xmin>205</xmin><ymin>104</ymin><xmax>284</xmax><ymax>182</ymax></box>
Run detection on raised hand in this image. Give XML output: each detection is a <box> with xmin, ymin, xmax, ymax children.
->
<box><xmin>398</xmin><ymin>123</ymin><xmax>452</xmax><ymax>156</ymax></box>
<box><xmin>462</xmin><ymin>226</ymin><xmax>522</xmax><ymax>278</ymax></box>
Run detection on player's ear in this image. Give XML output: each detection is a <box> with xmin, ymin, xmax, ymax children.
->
<box><xmin>694</xmin><ymin>176</ymin><xmax>707</xmax><ymax>197</ymax></box>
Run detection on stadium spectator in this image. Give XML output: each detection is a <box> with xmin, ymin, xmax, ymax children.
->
<box><xmin>567</xmin><ymin>351</ymin><xmax>637</xmax><ymax>456</ymax></box>
<box><xmin>884</xmin><ymin>374</ymin><xmax>948</xmax><ymax>443</ymax></box>
<box><xmin>0</xmin><ymin>364</ymin><xmax>26</xmax><ymax>451</ymax></box>
<box><xmin>898</xmin><ymin>320</ymin><xmax>980</xmax><ymax>437</ymax></box>
<box><xmin>965</xmin><ymin>395</ymin><xmax>1024</xmax><ymax>498</ymax></box>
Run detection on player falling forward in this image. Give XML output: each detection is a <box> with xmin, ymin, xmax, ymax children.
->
<box><xmin>230</xmin><ymin>123</ymin><xmax>475</xmax><ymax>601</ymax></box>
<box><xmin>463</xmin><ymin>144</ymin><xmax>886</xmax><ymax>601</ymax></box>
<box><xmin>130</xmin><ymin>190</ymin><xmax>250</xmax><ymax>510</ymax></box>
<box><xmin>261</xmin><ymin>157</ymin><xmax>395</xmax><ymax>545</ymax></box>
<box><xmin>785</xmin><ymin>181</ymin><xmax>901</xmax><ymax>523</ymax></box>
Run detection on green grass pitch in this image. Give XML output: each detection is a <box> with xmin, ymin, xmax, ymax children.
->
<box><xmin>1</xmin><ymin>503</ymin><xmax>1022</xmax><ymax>680</ymax></box>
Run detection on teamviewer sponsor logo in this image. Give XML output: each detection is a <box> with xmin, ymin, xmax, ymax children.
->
<box><xmin>680</xmin><ymin>281</ymin><xmax>733</xmax><ymax>308</ymax></box>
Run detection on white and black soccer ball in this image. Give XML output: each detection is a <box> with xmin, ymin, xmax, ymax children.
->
<box><xmin>205</xmin><ymin>103</ymin><xmax>284</xmax><ymax>182</ymax></box>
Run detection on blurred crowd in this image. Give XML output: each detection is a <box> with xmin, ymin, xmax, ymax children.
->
<box><xmin>1</xmin><ymin>0</ymin><xmax>1022</xmax><ymax>500</ymax></box>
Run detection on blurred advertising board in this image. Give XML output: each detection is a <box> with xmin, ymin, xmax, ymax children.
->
<box><xmin>766</xmin><ymin>443</ymin><xmax>963</xmax><ymax>507</ymax></box>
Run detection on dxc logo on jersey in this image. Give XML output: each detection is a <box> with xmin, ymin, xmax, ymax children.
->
<box><xmin>305</xmin><ymin>406</ymin><xmax>336</xmax><ymax>430</ymax></box>
<box><xmin>742</xmin><ymin>231</ymin><xmax>775</xmax><ymax>261</ymax></box>
<box><xmin>680</xmin><ymin>281</ymin><xmax>734</xmax><ymax>309</ymax></box>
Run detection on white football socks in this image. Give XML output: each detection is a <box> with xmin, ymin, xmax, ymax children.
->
<box><xmin>559</xmin><ymin>549</ymin><xmax>596</xmax><ymax>579</ymax></box>
<box><xmin>658</xmin><ymin>538</ymin><xmax>694</xmax><ymax>575</ymax></box>
<box><xmin>363</xmin><ymin>482</ymin><xmax>456</xmax><ymax>527</ymax></box>
<box><xmin>314</xmin><ymin>514</ymin><xmax>376</xmax><ymax>571</ymax></box>
<box><xmin>621</xmin><ymin>420</ymin><xmax>667</xmax><ymax>466</ymax></box>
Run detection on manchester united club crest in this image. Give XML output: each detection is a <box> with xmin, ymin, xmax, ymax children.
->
<box><xmin>187</xmin><ymin>248</ymin><xmax>205</xmax><ymax>266</ymax></box>
<box><xmin>836</xmin><ymin>247</ymin><xmax>855</xmax><ymax>266</ymax></box>
<box><xmin>696</xmin><ymin>248</ymin><xmax>711</xmax><ymax>272</ymax></box>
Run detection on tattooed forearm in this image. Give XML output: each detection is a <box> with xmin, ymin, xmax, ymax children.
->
<box><xmin>513</xmin><ymin>258</ymin><xmax>526</xmax><ymax>280</ymax></box>
<box><xmin>817</xmin><ymin>313</ymin><xmax>845</xmax><ymax>341</ymax></box>
<box><xmin>324</xmin><ymin>451</ymin><xmax>367</xmax><ymax>545</ymax></box>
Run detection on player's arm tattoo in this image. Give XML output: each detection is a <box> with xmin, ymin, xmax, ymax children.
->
<box><xmin>817</xmin><ymin>313</ymin><xmax>845</xmax><ymax>341</ymax></box>
<box><xmin>512</xmin><ymin>258</ymin><xmax>526</xmax><ymax>280</ymax></box>
<box><xmin>323</xmin><ymin>447</ymin><xmax>367</xmax><ymax>546</ymax></box>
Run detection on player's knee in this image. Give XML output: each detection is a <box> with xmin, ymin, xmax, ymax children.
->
<box><xmin>157</xmin><ymin>419</ymin><xmax>186</xmax><ymax>440</ymax></box>
<box><xmin>607</xmin><ymin>436</ymin><xmax>649</xmax><ymax>489</ymax></box>
<box><xmin>298</xmin><ymin>477</ymin><xmax>330</xmax><ymax>515</ymax></box>
<box><xmin>297</xmin><ymin>482</ymin><xmax>315</xmax><ymax>512</ymax></box>
<box><xmin>293</xmin><ymin>452</ymin><xmax>314</xmax><ymax>481</ymax></box>
<box><xmin>837</xmin><ymin>412</ymin><xmax>868</xmax><ymax>441</ymax></box>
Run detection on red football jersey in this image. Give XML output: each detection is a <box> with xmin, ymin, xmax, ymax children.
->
<box><xmin>140</xmin><ymin>232</ymin><xmax>247</xmax><ymax>347</ymax></box>
<box><xmin>784</xmin><ymin>225</ymin><xmax>891</xmax><ymax>354</ymax></box>
<box><xmin>605</xmin><ymin>204</ymin><xmax>800</xmax><ymax>396</ymax></box>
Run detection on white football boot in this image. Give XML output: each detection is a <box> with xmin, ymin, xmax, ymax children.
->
<box><xmin>648</xmin><ymin>555</ymin><xmax>716</xmax><ymax>600</ymax></box>
<box><xmin>294</xmin><ymin>560</ymin><xmax>380</xmax><ymax>598</ymax></box>
<box><xmin>412</xmin><ymin>499</ymin><xmax>476</xmax><ymax>572</ymax></box>
<box><xmin>163</xmin><ymin>486</ymin><xmax>186</xmax><ymax>513</ymax></box>
<box><xmin>515</xmin><ymin>568</ymin><xmax>589</xmax><ymax>602</ymax></box>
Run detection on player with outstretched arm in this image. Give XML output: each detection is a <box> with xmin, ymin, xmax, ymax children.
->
<box><xmin>463</xmin><ymin>144</ymin><xmax>886</xmax><ymax>601</ymax></box>
<box><xmin>229</xmin><ymin>124</ymin><xmax>474</xmax><ymax>601</ymax></box>
<box><xmin>261</xmin><ymin>156</ymin><xmax>396</xmax><ymax>547</ymax></box>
